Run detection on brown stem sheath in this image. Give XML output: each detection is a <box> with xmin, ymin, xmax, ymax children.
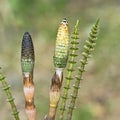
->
<box><xmin>23</xmin><ymin>73</ymin><xmax>36</xmax><ymax>120</ymax></box>
<box><xmin>45</xmin><ymin>69</ymin><xmax>63</xmax><ymax>120</ymax></box>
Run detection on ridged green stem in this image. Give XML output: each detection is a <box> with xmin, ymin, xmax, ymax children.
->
<box><xmin>66</xmin><ymin>19</ymin><xmax>100</xmax><ymax>120</ymax></box>
<box><xmin>59</xmin><ymin>20</ymin><xmax>79</xmax><ymax>120</ymax></box>
<box><xmin>0</xmin><ymin>72</ymin><xmax>20</xmax><ymax>120</ymax></box>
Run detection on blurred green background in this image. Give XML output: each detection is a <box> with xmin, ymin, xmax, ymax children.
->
<box><xmin>0</xmin><ymin>0</ymin><xmax>120</xmax><ymax>120</ymax></box>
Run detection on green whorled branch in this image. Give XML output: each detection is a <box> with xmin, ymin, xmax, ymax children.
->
<box><xmin>0</xmin><ymin>71</ymin><xmax>20</xmax><ymax>120</ymax></box>
<box><xmin>59</xmin><ymin>20</ymin><xmax>79</xmax><ymax>120</ymax></box>
<box><xmin>67</xmin><ymin>19</ymin><xmax>100</xmax><ymax>120</ymax></box>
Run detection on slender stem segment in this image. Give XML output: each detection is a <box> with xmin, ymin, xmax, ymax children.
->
<box><xmin>0</xmin><ymin>72</ymin><xmax>20</xmax><ymax>120</ymax></box>
<box><xmin>21</xmin><ymin>32</ymin><xmax>36</xmax><ymax>120</ymax></box>
<box><xmin>59</xmin><ymin>20</ymin><xmax>79</xmax><ymax>120</ymax></box>
<box><xmin>66</xmin><ymin>19</ymin><xmax>100</xmax><ymax>120</ymax></box>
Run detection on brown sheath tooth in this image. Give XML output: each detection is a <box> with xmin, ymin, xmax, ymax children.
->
<box><xmin>23</xmin><ymin>73</ymin><xmax>34</xmax><ymax>86</ymax></box>
<box><xmin>25</xmin><ymin>100</ymin><xmax>35</xmax><ymax>109</ymax></box>
<box><xmin>50</xmin><ymin>71</ymin><xmax>63</xmax><ymax>91</ymax></box>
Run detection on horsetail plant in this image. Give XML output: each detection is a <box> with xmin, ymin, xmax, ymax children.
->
<box><xmin>0</xmin><ymin>18</ymin><xmax>100</xmax><ymax>120</ymax></box>
<box><xmin>66</xmin><ymin>19</ymin><xmax>100</xmax><ymax>120</ymax></box>
<box><xmin>44</xmin><ymin>18</ymin><xmax>70</xmax><ymax>120</ymax></box>
<box><xmin>0</xmin><ymin>70</ymin><xmax>20</xmax><ymax>120</ymax></box>
<box><xmin>21</xmin><ymin>32</ymin><xmax>36</xmax><ymax>120</ymax></box>
<box><xmin>59</xmin><ymin>20</ymin><xmax>79</xmax><ymax>120</ymax></box>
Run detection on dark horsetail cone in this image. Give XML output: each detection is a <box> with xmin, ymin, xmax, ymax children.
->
<box><xmin>53</xmin><ymin>18</ymin><xmax>70</xmax><ymax>68</ymax></box>
<box><xmin>21</xmin><ymin>32</ymin><xmax>35</xmax><ymax>73</ymax></box>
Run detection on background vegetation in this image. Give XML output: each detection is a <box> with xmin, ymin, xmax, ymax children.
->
<box><xmin>0</xmin><ymin>0</ymin><xmax>120</xmax><ymax>120</ymax></box>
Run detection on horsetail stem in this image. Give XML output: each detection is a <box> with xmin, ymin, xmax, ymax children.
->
<box><xmin>59</xmin><ymin>20</ymin><xmax>79</xmax><ymax>120</ymax></box>
<box><xmin>45</xmin><ymin>18</ymin><xmax>70</xmax><ymax>120</ymax></box>
<box><xmin>67</xmin><ymin>19</ymin><xmax>100</xmax><ymax>120</ymax></box>
<box><xmin>48</xmin><ymin>71</ymin><xmax>63</xmax><ymax>120</ymax></box>
<box><xmin>0</xmin><ymin>72</ymin><xmax>20</xmax><ymax>120</ymax></box>
<box><xmin>21</xmin><ymin>32</ymin><xmax>36</xmax><ymax>120</ymax></box>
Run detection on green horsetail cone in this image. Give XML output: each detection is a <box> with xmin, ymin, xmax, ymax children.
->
<box><xmin>53</xmin><ymin>18</ymin><xmax>70</xmax><ymax>68</ymax></box>
<box><xmin>21</xmin><ymin>32</ymin><xmax>35</xmax><ymax>73</ymax></box>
